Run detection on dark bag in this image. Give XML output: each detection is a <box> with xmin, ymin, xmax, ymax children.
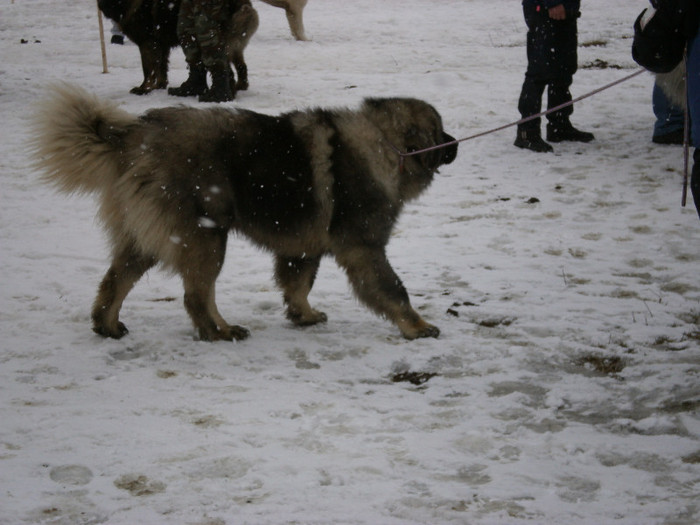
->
<box><xmin>631</xmin><ymin>7</ymin><xmax>686</xmax><ymax>73</ymax></box>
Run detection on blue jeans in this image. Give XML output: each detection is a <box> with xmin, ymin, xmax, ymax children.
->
<box><xmin>688</xmin><ymin>35</ymin><xmax>700</xmax><ymax>149</ymax></box>
<box><xmin>689</xmin><ymin>32</ymin><xmax>700</xmax><ymax>218</ymax></box>
<box><xmin>652</xmin><ymin>82</ymin><xmax>684</xmax><ymax>138</ymax></box>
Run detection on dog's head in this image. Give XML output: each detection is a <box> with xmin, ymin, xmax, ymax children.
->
<box><xmin>362</xmin><ymin>98</ymin><xmax>458</xmax><ymax>200</ymax></box>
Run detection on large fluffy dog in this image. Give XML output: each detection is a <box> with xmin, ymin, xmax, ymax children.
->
<box><xmin>98</xmin><ymin>0</ymin><xmax>308</xmax><ymax>95</ymax></box>
<box><xmin>32</xmin><ymin>85</ymin><xmax>457</xmax><ymax>341</ymax></box>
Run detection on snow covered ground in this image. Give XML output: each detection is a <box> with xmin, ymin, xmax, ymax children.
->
<box><xmin>1</xmin><ymin>1</ymin><xmax>699</xmax><ymax>523</ymax></box>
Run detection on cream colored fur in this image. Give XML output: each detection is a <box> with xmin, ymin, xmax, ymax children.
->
<box><xmin>258</xmin><ymin>0</ymin><xmax>309</xmax><ymax>41</ymax></box>
<box><xmin>656</xmin><ymin>61</ymin><xmax>686</xmax><ymax>109</ymax></box>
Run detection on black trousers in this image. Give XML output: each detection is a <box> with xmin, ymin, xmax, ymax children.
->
<box><xmin>692</xmin><ymin>148</ymin><xmax>700</xmax><ymax>220</ymax></box>
<box><xmin>517</xmin><ymin>6</ymin><xmax>579</xmax><ymax>130</ymax></box>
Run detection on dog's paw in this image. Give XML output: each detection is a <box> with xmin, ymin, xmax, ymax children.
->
<box><xmin>93</xmin><ymin>321</ymin><xmax>129</xmax><ymax>339</ymax></box>
<box><xmin>199</xmin><ymin>324</ymin><xmax>251</xmax><ymax>342</ymax></box>
<box><xmin>401</xmin><ymin>323</ymin><xmax>440</xmax><ymax>340</ymax></box>
<box><xmin>227</xmin><ymin>324</ymin><xmax>251</xmax><ymax>341</ymax></box>
<box><xmin>287</xmin><ymin>309</ymin><xmax>328</xmax><ymax>327</ymax></box>
<box><xmin>129</xmin><ymin>83</ymin><xmax>164</xmax><ymax>95</ymax></box>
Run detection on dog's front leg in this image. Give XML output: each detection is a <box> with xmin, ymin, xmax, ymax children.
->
<box><xmin>132</xmin><ymin>41</ymin><xmax>169</xmax><ymax>94</ymax></box>
<box><xmin>334</xmin><ymin>246</ymin><xmax>439</xmax><ymax>339</ymax></box>
<box><xmin>274</xmin><ymin>254</ymin><xmax>327</xmax><ymax>326</ymax></box>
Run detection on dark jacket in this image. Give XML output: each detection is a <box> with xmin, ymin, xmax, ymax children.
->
<box><xmin>651</xmin><ymin>0</ymin><xmax>700</xmax><ymax>40</ymax></box>
<box><xmin>632</xmin><ymin>0</ymin><xmax>700</xmax><ymax>73</ymax></box>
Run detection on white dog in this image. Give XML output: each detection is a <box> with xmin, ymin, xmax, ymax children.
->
<box><xmin>259</xmin><ymin>0</ymin><xmax>309</xmax><ymax>41</ymax></box>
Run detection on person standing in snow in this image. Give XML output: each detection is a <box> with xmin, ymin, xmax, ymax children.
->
<box><xmin>515</xmin><ymin>0</ymin><xmax>595</xmax><ymax>153</ymax></box>
<box><xmin>687</xmin><ymin>13</ymin><xmax>700</xmax><ymax>219</ymax></box>
<box><xmin>632</xmin><ymin>0</ymin><xmax>700</xmax><ymax>219</ymax></box>
<box><xmin>169</xmin><ymin>0</ymin><xmax>235</xmax><ymax>103</ymax></box>
<box><xmin>110</xmin><ymin>21</ymin><xmax>124</xmax><ymax>45</ymax></box>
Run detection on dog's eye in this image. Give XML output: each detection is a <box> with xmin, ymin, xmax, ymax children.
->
<box><xmin>405</xmin><ymin>126</ymin><xmax>420</xmax><ymax>139</ymax></box>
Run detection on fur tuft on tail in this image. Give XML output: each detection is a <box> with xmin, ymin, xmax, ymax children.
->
<box><xmin>31</xmin><ymin>83</ymin><xmax>137</xmax><ymax>195</ymax></box>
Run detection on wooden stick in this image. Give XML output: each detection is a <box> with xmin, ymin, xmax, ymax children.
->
<box><xmin>97</xmin><ymin>1</ymin><xmax>108</xmax><ymax>74</ymax></box>
<box><xmin>681</xmin><ymin>49</ymin><xmax>689</xmax><ymax>207</ymax></box>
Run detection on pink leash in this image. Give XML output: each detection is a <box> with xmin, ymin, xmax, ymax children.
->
<box><xmin>389</xmin><ymin>68</ymin><xmax>690</xmax><ymax>208</ymax></box>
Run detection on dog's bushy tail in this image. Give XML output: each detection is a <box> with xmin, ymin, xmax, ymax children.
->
<box><xmin>31</xmin><ymin>83</ymin><xmax>137</xmax><ymax>195</ymax></box>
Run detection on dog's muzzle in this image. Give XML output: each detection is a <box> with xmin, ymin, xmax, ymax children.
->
<box><xmin>441</xmin><ymin>132</ymin><xmax>458</xmax><ymax>165</ymax></box>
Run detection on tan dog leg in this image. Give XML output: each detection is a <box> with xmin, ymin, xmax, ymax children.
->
<box><xmin>179</xmin><ymin>234</ymin><xmax>249</xmax><ymax>341</ymax></box>
<box><xmin>334</xmin><ymin>246</ymin><xmax>439</xmax><ymax>340</ymax></box>
<box><xmin>275</xmin><ymin>255</ymin><xmax>327</xmax><ymax>326</ymax></box>
<box><xmin>92</xmin><ymin>242</ymin><xmax>155</xmax><ymax>338</ymax></box>
<box><xmin>259</xmin><ymin>0</ymin><xmax>309</xmax><ymax>41</ymax></box>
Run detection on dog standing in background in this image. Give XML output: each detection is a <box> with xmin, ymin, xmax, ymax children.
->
<box><xmin>32</xmin><ymin>85</ymin><xmax>457</xmax><ymax>342</ymax></box>
<box><xmin>98</xmin><ymin>0</ymin><xmax>309</xmax><ymax>95</ymax></box>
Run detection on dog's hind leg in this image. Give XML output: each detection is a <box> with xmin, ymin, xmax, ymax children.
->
<box><xmin>258</xmin><ymin>0</ymin><xmax>307</xmax><ymax>41</ymax></box>
<box><xmin>227</xmin><ymin>3</ymin><xmax>258</xmax><ymax>91</ymax></box>
<box><xmin>132</xmin><ymin>41</ymin><xmax>170</xmax><ymax>94</ymax></box>
<box><xmin>334</xmin><ymin>246</ymin><xmax>440</xmax><ymax>340</ymax></box>
<box><xmin>180</xmin><ymin>233</ymin><xmax>249</xmax><ymax>342</ymax></box>
<box><xmin>284</xmin><ymin>0</ymin><xmax>308</xmax><ymax>42</ymax></box>
<box><xmin>207</xmin><ymin>283</ymin><xmax>250</xmax><ymax>340</ymax></box>
<box><xmin>274</xmin><ymin>255</ymin><xmax>327</xmax><ymax>326</ymax></box>
<box><xmin>230</xmin><ymin>49</ymin><xmax>249</xmax><ymax>91</ymax></box>
<box><xmin>92</xmin><ymin>242</ymin><xmax>156</xmax><ymax>338</ymax></box>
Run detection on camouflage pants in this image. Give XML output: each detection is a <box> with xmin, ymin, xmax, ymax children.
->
<box><xmin>177</xmin><ymin>0</ymin><xmax>229</xmax><ymax>70</ymax></box>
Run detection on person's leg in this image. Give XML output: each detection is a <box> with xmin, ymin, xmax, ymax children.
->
<box><xmin>515</xmin><ymin>6</ymin><xmax>553</xmax><ymax>152</ymax></box>
<box><xmin>545</xmin><ymin>17</ymin><xmax>594</xmax><ymax>142</ymax></box>
<box><xmin>110</xmin><ymin>21</ymin><xmax>124</xmax><ymax>45</ymax></box>
<box><xmin>169</xmin><ymin>0</ymin><xmax>209</xmax><ymax>97</ymax></box>
<box><xmin>195</xmin><ymin>2</ymin><xmax>234</xmax><ymax>102</ymax></box>
<box><xmin>687</xmin><ymin>33</ymin><xmax>700</xmax><ymax>218</ymax></box>
<box><xmin>652</xmin><ymin>81</ymin><xmax>685</xmax><ymax>144</ymax></box>
<box><xmin>545</xmin><ymin>75</ymin><xmax>574</xmax><ymax>130</ymax></box>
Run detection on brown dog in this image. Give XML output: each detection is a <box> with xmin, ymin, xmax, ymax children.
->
<box><xmin>32</xmin><ymin>85</ymin><xmax>458</xmax><ymax>341</ymax></box>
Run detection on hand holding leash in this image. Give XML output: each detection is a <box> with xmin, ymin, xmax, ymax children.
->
<box><xmin>547</xmin><ymin>4</ymin><xmax>566</xmax><ymax>20</ymax></box>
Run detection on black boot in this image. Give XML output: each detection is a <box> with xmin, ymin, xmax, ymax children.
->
<box><xmin>199</xmin><ymin>67</ymin><xmax>234</xmax><ymax>103</ymax></box>
<box><xmin>514</xmin><ymin>127</ymin><xmax>553</xmax><ymax>153</ymax></box>
<box><xmin>547</xmin><ymin>122</ymin><xmax>595</xmax><ymax>143</ymax></box>
<box><xmin>652</xmin><ymin>129</ymin><xmax>684</xmax><ymax>145</ymax></box>
<box><xmin>168</xmin><ymin>64</ymin><xmax>208</xmax><ymax>97</ymax></box>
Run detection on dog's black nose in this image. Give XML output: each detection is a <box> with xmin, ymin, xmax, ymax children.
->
<box><xmin>442</xmin><ymin>132</ymin><xmax>458</xmax><ymax>164</ymax></box>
